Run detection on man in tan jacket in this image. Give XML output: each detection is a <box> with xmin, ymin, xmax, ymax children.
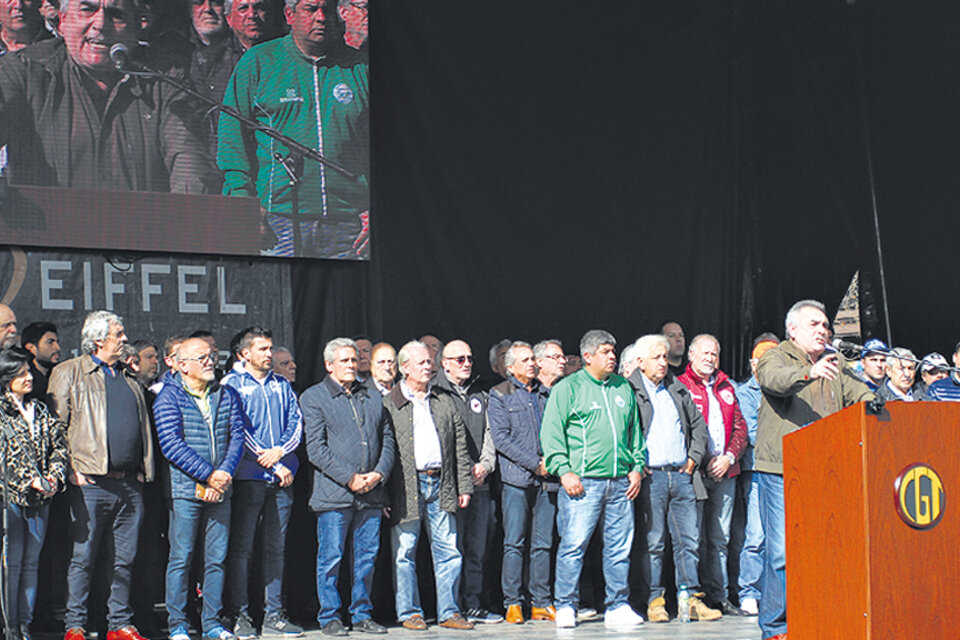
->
<box><xmin>48</xmin><ymin>311</ymin><xmax>154</xmax><ymax>640</ymax></box>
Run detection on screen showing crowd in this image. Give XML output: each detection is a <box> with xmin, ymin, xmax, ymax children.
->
<box><xmin>0</xmin><ymin>0</ymin><xmax>369</xmax><ymax>261</ymax></box>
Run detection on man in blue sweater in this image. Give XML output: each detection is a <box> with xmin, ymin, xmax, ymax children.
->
<box><xmin>221</xmin><ymin>327</ymin><xmax>303</xmax><ymax>639</ymax></box>
<box><xmin>153</xmin><ymin>337</ymin><xmax>245</xmax><ymax>640</ymax></box>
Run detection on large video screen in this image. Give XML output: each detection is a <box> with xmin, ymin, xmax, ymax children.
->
<box><xmin>0</xmin><ymin>0</ymin><xmax>369</xmax><ymax>261</ymax></box>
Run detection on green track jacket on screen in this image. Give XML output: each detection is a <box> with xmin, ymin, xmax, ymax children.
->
<box><xmin>218</xmin><ymin>35</ymin><xmax>369</xmax><ymax>222</ymax></box>
<box><xmin>540</xmin><ymin>369</ymin><xmax>646</xmax><ymax>479</ymax></box>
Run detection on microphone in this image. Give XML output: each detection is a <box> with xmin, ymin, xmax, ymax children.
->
<box><xmin>832</xmin><ymin>338</ymin><xmax>867</xmax><ymax>352</ymax></box>
<box><xmin>109</xmin><ymin>43</ymin><xmax>145</xmax><ymax>72</ymax></box>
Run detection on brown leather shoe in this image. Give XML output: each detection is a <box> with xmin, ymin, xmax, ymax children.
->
<box><xmin>64</xmin><ymin>628</ymin><xmax>87</xmax><ymax>640</ymax></box>
<box><xmin>646</xmin><ymin>597</ymin><xmax>669</xmax><ymax>623</ymax></box>
<box><xmin>106</xmin><ymin>627</ymin><xmax>148</xmax><ymax>640</ymax></box>
<box><xmin>689</xmin><ymin>595</ymin><xmax>722</xmax><ymax>621</ymax></box>
<box><xmin>530</xmin><ymin>606</ymin><xmax>556</xmax><ymax>621</ymax></box>
<box><xmin>439</xmin><ymin>613</ymin><xmax>474</xmax><ymax>630</ymax></box>
<box><xmin>505</xmin><ymin>604</ymin><xmax>524</xmax><ymax>624</ymax></box>
<box><xmin>401</xmin><ymin>615</ymin><xmax>427</xmax><ymax>630</ymax></box>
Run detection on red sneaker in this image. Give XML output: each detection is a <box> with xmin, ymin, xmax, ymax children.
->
<box><xmin>64</xmin><ymin>628</ymin><xmax>86</xmax><ymax>640</ymax></box>
<box><xmin>106</xmin><ymin>626</ymin><xmax>150</xmax><ymax>640</ymax></box>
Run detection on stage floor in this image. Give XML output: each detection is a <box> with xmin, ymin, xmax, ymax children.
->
<box><xmin>307</xmin><ymin>616</ymin><xmax>760</xmax><ymax>640</ymax></box>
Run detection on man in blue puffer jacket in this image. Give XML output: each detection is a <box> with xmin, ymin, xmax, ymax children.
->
<box><xmin>153</xmin><ymin>337</ymin><xmax>246</xmax><ymax>640</ymax></box>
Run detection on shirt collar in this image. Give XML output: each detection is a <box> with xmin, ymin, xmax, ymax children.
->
<box><xmin>90</xmin><ymin>354</ymin><xmax>119</xmax><ymax>376</ymax></box>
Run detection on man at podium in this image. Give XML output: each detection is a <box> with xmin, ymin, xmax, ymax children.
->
<box><xmin>753</xmin><ymin>299</ymin><xmax>873</xmax><ymax>640</ymax></box>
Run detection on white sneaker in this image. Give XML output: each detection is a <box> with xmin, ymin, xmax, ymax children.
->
<box><xmin>577</xmin><ymin>608</ymin><xmax>598</xmax><ymax>621</ymax></box>
<box><xmin>555</xmin><ymin>607</ymin><xmax>577</xmax><ymax>629</ymax></box>
<box><xmin>740</xmin><ymin>597</ymin><xmax>759</xmax><ymax>615</ymax></box>
<box><xmin>604</xmin><ymin>604</ymin><xmax>644</xmax><ymax>628</ymax></box>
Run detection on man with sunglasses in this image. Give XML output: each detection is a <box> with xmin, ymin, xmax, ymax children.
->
<box><xmin>221</xmin><ymin>328</ymin><xmax>304</xmax><ymax>640</ymax></box>
<box><xmin>434</xmin><ymin>340</ymin><xmax>500</xmax><ymax>624</ymax></box>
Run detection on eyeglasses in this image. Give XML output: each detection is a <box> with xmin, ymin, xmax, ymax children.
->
<box><xmin>182</xmin><ymin>353</ymin><xmax>215</xmax><ymax>364</ymax></box>
<box><xmin>443</xmin><ymin>355</ymin><xmax>474</xmax><ymax>365</ymax></box>
<box><xmin>543</xmin><ymin>353</ymin><xmax>567</xmax><ymax>361</ymax></box>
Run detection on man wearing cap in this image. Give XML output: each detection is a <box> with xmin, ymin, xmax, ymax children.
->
<box><xmin>855</xmin><ymin>339</ymin><xmax>888</xmax><ymax>391</ymax></box>
<box><xmin>876</xmin><ymin>348</ymin><xmax>929</xmax><ymax>403</ymax></box>
<box><xmin>926</xmin><ymin>343</ymin><xmax>960</xmax><ymax>402</ymax></box>
<box><xmin>734</xmin><ymin>333</ymin><xmax>779</xmax><ymax>617</ymax></box>
<box><xmin>918</xmin><ymin>353</ymin><xmax>950</xmax><ymax>392</ymax></box>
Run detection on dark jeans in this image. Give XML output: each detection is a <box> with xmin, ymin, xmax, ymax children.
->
<box><xmin>4</xmin><ymin>503</ymin><xmax>50</xmax><ymax>626</ymax></box>
<box><xmin>500</xmin><ymin>484</ymin><xmax>555</xmax><ymax>608</ymax></box>
<box><xmin>165</xmin><ymin>498</ymin><xmax>231</xmax><ymax>631</ymax></box>
<box><xmin>640</xmin><ymin>470</ymin><xmax>700</xmax><ymax>602</ymax></box>
<box><xmin>315</xmin><ymin>507</ymin><xmax>381</xmax><ymax>625</ymax></box>
<box><xmin>455</xmin><ymin>490</ymin><xmax>491</xmax><ymax>611</ymax></box>
<box><xmin>65</xmin><ymin>477</ymin><xmax>144</xmax><ymax>630</ymax></box>
<box><xmin>226</xmin><ymin>481</ymin><xmax>293</xmax><ymax>617</ymax></box>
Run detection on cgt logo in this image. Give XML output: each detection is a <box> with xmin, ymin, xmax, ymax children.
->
<box><xmin>894</xmin><ymin>464</ymin><xmax>945</xmax><ymax>530</ymax></box>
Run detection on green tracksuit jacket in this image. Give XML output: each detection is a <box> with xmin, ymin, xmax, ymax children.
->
<box><xmin>540</xmin><ymin>369</ymin><xmax>646</xmax><ymax>479</ymax></box>
<box><xmin>217</xmin><ymin>36</ymin><xmax>369</xmax><ymax>255</ymax></box>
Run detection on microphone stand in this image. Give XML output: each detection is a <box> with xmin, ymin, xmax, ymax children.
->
<box><xmin>116</xmin><ymin>59</ymin><xmax>357</xmax><ymax>257</ymax></box>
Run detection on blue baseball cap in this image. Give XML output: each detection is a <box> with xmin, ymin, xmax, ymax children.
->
<box><xmin>862</xmin><ymin>339</ymin><xmax>889</xmax><ymax>358</ymax></box>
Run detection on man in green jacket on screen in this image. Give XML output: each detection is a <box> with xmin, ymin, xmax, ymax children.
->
<box><xmin>540</xmin><ymin>329</ymin><xmax>647</xmax><ymax>631</ymax></box>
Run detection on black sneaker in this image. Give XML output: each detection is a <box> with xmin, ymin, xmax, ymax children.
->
<box><xmin>233</xmin><ymin>612</ymin><xmax>258</xmax><ymax>640</ymax></box>
<box><xmin>351</xmin><ymin>619</ymin><xmax>386</xmax><ymax>634</ymax></box>
<box><xmin>716</xmin><ymin>598</ymin><xmax>746</xmax><ymax>617</ymax></box>
<box><xmin>320</xmin><ymin>620</ymin><xmax>347</xmax><ymax>637</ymax></box>
<box><xmin>465</xmin><ymin>608</ymin><xmax>504</xmax><ymax>624</ymax></box>
<box><xmin>262</xmin><ymin>613</ymin><xmax>303</xmax><ymax>638</ymax></box>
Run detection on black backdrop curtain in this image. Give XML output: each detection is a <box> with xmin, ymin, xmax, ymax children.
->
<box><xmin>288</xmin><ymin>1</ymin><xmax>960</xmax><ymax>388</ymax></box>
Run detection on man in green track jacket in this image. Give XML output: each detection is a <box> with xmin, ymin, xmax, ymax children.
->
<box><xmin>218</xmin><ymin>0</ymin><xmax>369</xmax><ymax>259</ymax></box>
<box><xmin>540</xmin><ymin>329</ymin><xmax>647</xmax><ymax>630</ymax></box>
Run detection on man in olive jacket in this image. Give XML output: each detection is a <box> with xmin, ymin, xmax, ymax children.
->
<box><xmin>301</xmin><ymin>338</ymin><xmax>394</xmax><ymax>636</ymax></box>
<box><xmin>383</xmin><ymin>341</ymin><xmax>474</xmax><ymax>631</ymax></box>
<box><xmin>753</xmin><ymin>300</ymin><xmax>873</xmax><ymax>640</ymax></box>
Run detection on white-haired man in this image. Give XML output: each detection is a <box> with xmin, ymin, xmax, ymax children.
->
<box><xmin>753</xmin><ymin>300</ymin><xmax>873</xmax><ymax>640</ymax></box>
<box><xmin>48</xmin><ymin>311</ymin><xmax>155</xmax><ymax>640</ymax></box>
<box><xmin>876</xmin><ymin>348</ymin><xmax>929</xmax><ymax>402</ymax></box>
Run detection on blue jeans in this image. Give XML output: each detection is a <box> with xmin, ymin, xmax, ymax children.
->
<box><xmin>554</xmin><ymin>477</ymin><xmax>633</xmax><ymax>611</ymax></box>
<box><xmin>391</xmin><ymin>474</ymin><xmax>461</xmax><ymax>622</ymax></box>
<box><xmin>4</xmin><ymin>503</ymin><xmax>49</xmax><ymax>626</ymax></box>
<box><xmin>455</xmin><ymin>490</ymin><xmax>491</xmax><ymax>611</ymax></box>
<box><xmin>501</xmin><ymin>483</ymin><xmax>555</xmax><ymax>608</ymax></box>
<box><xmin>757</xmin><ymin>472</ymin><xmax>786</xmax><ymax>638</ymax></box>
<box><xmin>165</xmin><ymin>498</ymin><xmax>231</xmax><ymax>631</ymax></box>
<box><xmin>737</xmin><ymin>471</ymin><xmax>764</xmax><ymax>602</ymax></box>
<box><xmin>65</xmin><ymin>477</ymin><xmax>144</xmax><ymax>630</ymax></box>
<box><xmin>226</xmin><ymin>481</ymin><xmax>293</xmax><ymax>617</ymax></box>
<box><xmin>697</xmin><ymin>475</ymin><xmax>736</xmax><ymax>602</ymax></box>
<box><xmin>641</xmin><ymin>470</ymin><xmax>700</xmax><ymax>602</ymax></box>
<box><xmin>316</xmin><ymin>507</ymin><xmax>381</xmax><ymax>625</ymax></box>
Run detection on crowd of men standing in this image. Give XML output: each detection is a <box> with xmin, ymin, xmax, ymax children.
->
<box><xmin>0</xmin><ymin>299</ymin><xmax>957</xmax><ymax>640</ymax></box>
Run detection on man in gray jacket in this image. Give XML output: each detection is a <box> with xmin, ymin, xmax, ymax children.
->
<box><xmin>383</xmin><ymin>341</ymin><xmax>474</xmax><ymax>631</ymax></box>
<box><xmin>301</xmin><ymin>338</ymin><xmax>394</xmax><ymax>637</ymax></box>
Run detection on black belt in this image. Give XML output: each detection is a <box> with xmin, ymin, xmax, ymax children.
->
<box><xmin>647</xmin><ymin>465</ymin><xmax>685</xmax><ymax>472</ymax></box>
<box><xmin>417</xmin><ymin>468</ymin><xmax>441</xmax><ymax>477</ymax></box>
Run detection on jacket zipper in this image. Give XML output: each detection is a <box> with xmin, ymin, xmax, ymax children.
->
<box><xmin>311</xmin><ymin>63</ymin><xmax>328</xmax><ymax>218</ymax></box>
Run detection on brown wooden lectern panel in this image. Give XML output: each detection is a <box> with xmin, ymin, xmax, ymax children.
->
<box><xmin>784</xmin><ymin>402</ymin><xmax>959</xmax><ymax>640</ymax></box>
<box><xmin>1</xmin><ymin>185</ymin><xmax>260</xmax><ymax>256</ymax></box>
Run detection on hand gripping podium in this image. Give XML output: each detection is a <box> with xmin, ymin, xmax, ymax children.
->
<box><xmin>783</xmin><ymin>401</ymin><xmax>958</xmax><ymax>640</ymax></box>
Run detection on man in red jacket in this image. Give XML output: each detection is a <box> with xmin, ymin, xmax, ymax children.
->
<box><xmin>677</xmin><ymin>334</ymin><xmax>748</xmax><ymax>616</ymax></box>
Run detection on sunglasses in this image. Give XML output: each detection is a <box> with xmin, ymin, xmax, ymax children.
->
<box><xmin>444</xmin><ymin>355</ymin><xmax>474</xmax><ymax>365</ymax></box>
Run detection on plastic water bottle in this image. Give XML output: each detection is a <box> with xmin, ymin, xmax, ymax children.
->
<box><xmin>678</xmin><ymin>585</ymin><xmax>691</xmax><ymax>623</ymax></box>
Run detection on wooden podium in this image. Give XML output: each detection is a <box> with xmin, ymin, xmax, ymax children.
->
<box><xmin>783</xmin><ymin>401</ymin><xmax>958</xmax><ymax>640</ymax></box>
